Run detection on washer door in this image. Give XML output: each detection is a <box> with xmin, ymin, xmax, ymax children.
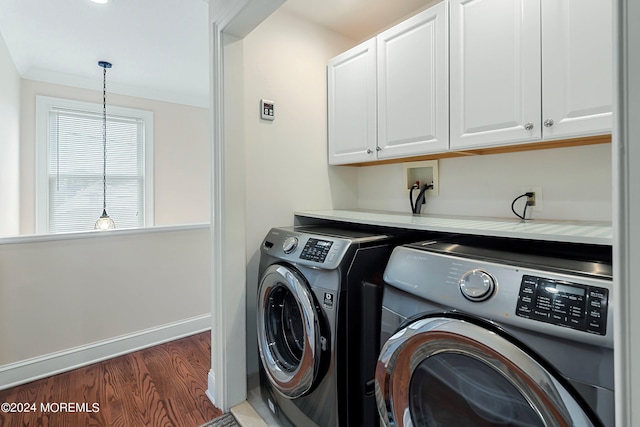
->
<box><xmin>375</xmin><ymin>315</ymin><xmax>601</xmax><ymax>427</ymax></box>
<box><xmin>257</xmin><ymin>264</ymin><xmax>325</xmax><ymax>399</ymax></box>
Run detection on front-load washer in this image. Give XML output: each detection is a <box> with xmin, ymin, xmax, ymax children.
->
<box><xmin>257</xmin><ymin>226</ymin><xmax>421</xmax><ymax>427</ymax></box>
<box><xmin>375</xmin><ymin>236</ymin><xmax>613</xmax><ymax>427</ymax></box>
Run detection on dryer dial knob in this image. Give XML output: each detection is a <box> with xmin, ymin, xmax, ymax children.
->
<box><xmin>282</xmin><ymin>236</ymin><xmax>299</xmax><ymax>254</ymax></box>
<box><xmin>459</xmin><ymin>269</ymin><xmax>496</xmax><ymax>302</ymax></box>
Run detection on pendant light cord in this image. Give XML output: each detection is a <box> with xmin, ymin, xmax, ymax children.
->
<box><xmin>102</xmin><ymin>65</ymin><xmax>107</xmax><ymax>212</ymax></box>
<box><xmin>95</xmin><ymin>60</ymin><xmax>114</xmax><ymax>229</ymax></box>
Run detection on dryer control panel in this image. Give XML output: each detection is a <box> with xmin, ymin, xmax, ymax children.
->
<box><xmin>385</xmin><ymin>239</ymin><xmax>613</xmax><ymax>348</ymax></box>
<box><xmin>516</xmin><ymin>275</ymin><xmax>609</xmax><ymax>335</ymax></box>
<box><xmin>261</xmin><ymin>226</ymin><xmax>392</xmax><ymax>270</ymax></box>
<box><xmin>300</xmin><ymin>238</ymin><xmax>334</xmax><ymax>263</ymax></box>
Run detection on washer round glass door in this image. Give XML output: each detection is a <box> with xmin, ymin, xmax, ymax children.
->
<box><xmin>257</xmin><ymin>264</ymin><xmax>324</xmax><ymax>398</ymax></box>
<box><xmin>375</xmin><ymin>316</ymin><xmax>599</xmax><ymax>427</ymax></box>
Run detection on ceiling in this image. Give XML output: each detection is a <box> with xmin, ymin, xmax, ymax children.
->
<box><xmin>0</xmin><ymin>0</ymin><xmax>432</xmax><ymax>108</ymax></box>
<box><xmin>281</xmin><ymin>0</ymin><xmax>434</xmax><ymax>41</ymax></box>
<box><xmin>0</xmin><ymin>0</ymin><xmax>211</xmax><ymax>106</ymax></box>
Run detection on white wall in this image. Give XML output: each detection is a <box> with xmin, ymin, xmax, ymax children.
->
<box><xmin>18</xmin><ymin>80</ymin><xmax>211</xmax><ymax>235</ymax></box>
<box><xmin>241</xmin><ymin>8</ymin><xmax>358</xmax><ymax>374</ymax></box>
<box><xmin>358</xmin><ymin>143</ymin><xmax>612</xmax><ymax>221</ymax></box>
<box><xmin>0</xmin><ymin>33</ymin><xmax>20</xmax><ymax>237</ymax></box>
<box><xmin>0</xmin><ymin>226</ymin><xmax>211</xmax><ymax>388</ymax></box>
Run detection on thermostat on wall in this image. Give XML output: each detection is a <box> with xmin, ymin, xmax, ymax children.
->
<box><xmin>260</xmin><ymin>99</ymin><xmax>275</xmax><ymax>121</ymax></box>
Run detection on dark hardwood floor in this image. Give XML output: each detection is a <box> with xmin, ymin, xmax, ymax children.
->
<box><xmin>0</xmin><ymin>331</ymin><xmax>221</xmax><ymax>427</ymax></box>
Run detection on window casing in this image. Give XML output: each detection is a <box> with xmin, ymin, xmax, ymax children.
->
<box><xmin>36</xmin><ymin>96</ymin><xmax>154</xmax><ymax>234</ymax></box>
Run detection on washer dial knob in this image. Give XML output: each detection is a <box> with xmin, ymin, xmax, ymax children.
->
<box><xmin>459</xmin><ymin>269</ymin><xmax>496</xmax><ymax>302</ymax></box>
<box><xmin>282</xmin><ymin>236</ymin><xmax>299</xmax><ymax>254</ymax></box>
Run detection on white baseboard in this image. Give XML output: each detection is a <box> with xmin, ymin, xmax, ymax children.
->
<box><xmin>0</xmin><ymin>314</ymin><xmax>211</xmax><ymax>391</ymax></box>
<box><xmin>207</xmin><ymin>370</ymin><xmax>217</xmax><ymax>407</ymax></box>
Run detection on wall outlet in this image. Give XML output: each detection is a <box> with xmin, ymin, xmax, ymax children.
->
<box><xmin>403</xmin><ymin>160</ymin><xmax>439</xmax><ymax>196</ymax></box>
<box><xmin>526</xmin><ymin>192</ymin><xmax>536</xmax><ymax>206</ymax></box>
<box><xmin>520</xmin><ymin>186</ymin><xmax>543</xmax><ymax>212</ymax></box>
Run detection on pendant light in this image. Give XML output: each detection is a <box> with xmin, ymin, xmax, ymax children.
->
<box><xmin>95</xmin><ymin>60</ymin><xmax>116</xmax><ymax>230</ymax></box>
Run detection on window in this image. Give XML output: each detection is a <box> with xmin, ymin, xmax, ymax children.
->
<box><xmin>36</xmin><ymin>96</ymin><xmax>154</xmax><ymax>233</ymax></box>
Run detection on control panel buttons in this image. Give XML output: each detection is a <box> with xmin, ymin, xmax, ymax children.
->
<box><xmin>586</xmin><ymin>289</ymin><xmax>608</xmax><ymax>335</ymax></box>
<box><xmin>516</xmin><ymin>275</ymin><xmax>609</xmax><ymax>336</ymax></box>
<box><xmin>299</xmin><ymin>238</ymin><xmax>333</xmax><ymax>263</ymax></box>
<box><xmin>459</xmin><ymin>269</ymin><xmax>496</xmax><ymax>302</ymax></box>
<box><xmin>282</xmin><ymin>236</ymin><xmax>299</xmax><ymax>254</ymax></box>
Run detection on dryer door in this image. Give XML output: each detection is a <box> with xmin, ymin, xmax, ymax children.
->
<box><xmin>257</xmin><ymin>264</ymin><xmax>325</xmax><ymax>399</ymax></box>
<box><xmin>375</xmin><ymin>316</ymin><xmax>602</xmax><ymax>427</ymax></box>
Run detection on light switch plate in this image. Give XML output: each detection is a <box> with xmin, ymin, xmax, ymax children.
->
<box><xmin>260</xmin><ymin>99</ymin><xmax>274</xmax><ymax>121</ymax></box>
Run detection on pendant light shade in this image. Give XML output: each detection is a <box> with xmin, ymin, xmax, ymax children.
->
<box><xmin>95</xmin><ymin>209</ymin><xmax>115</xmax><ymax>230</ymax></box>
<box><xmin>95</xmin><ymin>60</ymin><xmax>116</xmax><ymax>230</ymax></box>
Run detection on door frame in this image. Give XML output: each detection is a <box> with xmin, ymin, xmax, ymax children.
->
<box><xmin>614</xmin><ymin>0</ymin><xmax>640</xmax><ymax>425</ymax></box>
<box><xmin>207</xmin><ymin>0</ymin><xmax>284</xmax><ymax>412</ymax></box>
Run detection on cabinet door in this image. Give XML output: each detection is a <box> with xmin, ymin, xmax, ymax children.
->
<box><xmin>450</xmin><ymin>0</ymin><xmax>542</xmax><ymax>150</ymax></box>
<box><xmin>541</xmin><ymin>0</ymin><xmax>612</xmax><ymax>140</ymax></box>
<box><xmin>327</xmin><ymin>39</ymin><xmax>377</xmax><ymax>165</ymax></box>
<box><xmin>376</xmin><ymin>3</ymin><xmax>448</xmax><ymax>159</ymax></box>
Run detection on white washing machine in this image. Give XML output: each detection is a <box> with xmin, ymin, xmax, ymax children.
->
<box><xmin>376</xmin><ymin>236</ymin><xmax>613</xmax><ymax>427</ymax></box>
<box><xmin>257</xmin><ymin>226</ymin><xmax>421</xmax><ymax>426</ymax></box>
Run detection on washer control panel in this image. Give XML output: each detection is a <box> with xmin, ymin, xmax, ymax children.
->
<box><xmin>299</xmin><ymin>238</ymin><xmax>334</xmax><ymax>263</ymax></box>
<box><xmin>516</xmin><ymin>275</ymin><xmax>609</xmax><ymax>335</ymax></box>
<box><xmin>262</xmin><ymin>227</ymin><xmax>392</xmax><ymax>270</ymax></box>
<box><xmin>385</xmin><ymin>242</ymin><xmax>613</xmax><ymax>348</ymax></box>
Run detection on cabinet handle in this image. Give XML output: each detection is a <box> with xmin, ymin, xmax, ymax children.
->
<box><xmin>524</xmin><ymin>122</ymin><xmax>534</xmax><ymax>131</ymax></box>
<box><xmin>366</xmin><ymin>149</ymin><xmax>373</xmax><ymax>154</ymax></box>
<box><xmin>544</xmin><ymin>118</ymin><xmax>555</xmax><ymax>127</ymax></box>
<box><xmin>376</xmin><ymin>146</ymin><xmax>382</xmax><ymax>151</ymax></box>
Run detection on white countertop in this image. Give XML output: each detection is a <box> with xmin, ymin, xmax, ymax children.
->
<box><xmin>295</xmin><ymin>209</ymin><xmax>613</xmax><ymax>245</ymax></box>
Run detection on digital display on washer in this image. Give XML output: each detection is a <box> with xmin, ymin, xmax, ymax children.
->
<box><xmin>551</xmin><ymin>283</ymin><xmax>586</xmax><ymax>296</ymax></box>
<box><xmin>299</xmin><ymin>238</ymin><xmax>333</xmax><ymax>263</ymax></box>
<box><xmin>516</xmin><ymin>275</ymin><xmax>608</xmax><ymax>336</ymax></box>
<box><xmin>540</xmin><ymin>280</ymin><xmax>586</xmax><ymax>296</ymax></box>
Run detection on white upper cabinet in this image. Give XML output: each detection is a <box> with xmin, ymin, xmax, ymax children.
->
<box><xmin>329</xmin><ymin>0</ymin><xmax>612</xmax><ymax>164</ymax></box>
<box><xmin>450</xmin><ymin>0</ymin><xmax>542</xmax><ymax>150</ymax></box>
<box><xmin>376</xmin><ymin>2</ymin><xmax>449</xmax><ymax>159</ymax></box>
<box><xmin>328</xmin><ymin>3</ymin><xmax>448</xmax><ymax>165</ymax></box>
<box><xmin>450</xmin><ymin>0</ymin><xmax>612</xmax><ymax>150</ymax></box>
<box><xmin>328</xmin><ymin>39</ymin><xmax>377</xmax><ymax>165</ymax></box>
<box><xmin>541</xmin><ymin>0</ymin><xmax>612</xmax><ymax>140</ymax></box>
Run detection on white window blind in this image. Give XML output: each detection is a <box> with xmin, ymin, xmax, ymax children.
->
<box><xmin>36</xmin><ymin>96</ymin><xmax>154</xmax><ymax>234</ymax></box>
